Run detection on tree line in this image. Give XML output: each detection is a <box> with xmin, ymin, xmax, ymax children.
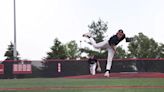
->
<box><xmin>4</xmin><ymin>19</ymin><xmax>164</xmax><ymax>60</ymax></box>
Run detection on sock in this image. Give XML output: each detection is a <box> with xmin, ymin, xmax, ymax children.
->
<box><xmin>105</xmin><ymin>69</ymin><xmax>110</xmax><ymax>73</ymax></box>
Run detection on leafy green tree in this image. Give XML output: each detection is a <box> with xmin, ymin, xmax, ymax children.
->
<box><xmin>46</xmin><ymin>38</ymin><xmax>67</xmax><ymax>59</ymax></box>
<box><xmin>88</xmin><ymin>19</ymin><xmax>108</xmax><ymax>43</ymax></box>
<box><xmin>114</xmin><ymin>46</ymin><xmax>127</xmax><ymax>58</ymax></box>
<box><xmin>3</xmin><ymin>42</ymin><xmax>20</xmax><ymax>79</ymax></box>
<box><xmin>81</xmin><ymin>19</ymin><xmax>108</xmax><ymax>58</ymax></box>
<box><xmin>81</xmin><ymin>19</ymin><xmax>127</xmax><ymax>59</ymax></box>
<box><xmin>79</xmin><ymin>47</ymin><xmax>107</xmax><ymax>59</ymax></box>
<box><xmin>4</xmin><ymin>42</ymin><xmax>19</xmax><ymax>60</ymax></box>
<box><xmin>158</xmin><ymin>43</ymin><xmax>164</xmax><ymax>58</ymax></box>
<box><xmin>126</xmin><ymin>33</ymin><xmax>164</xmax><ymax>72</ymax></box>
<box><xmin>127</xmin><ymin>33</ymin><xmax>162</xmax><ymax>58</ymax></box>
<box><xmin>65</xmin><ymin>40</ymin><xmax>80</xmax><ymax>59</ymax></box>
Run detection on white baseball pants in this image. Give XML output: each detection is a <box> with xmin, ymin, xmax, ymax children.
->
<box><xmin>89</xmin><ymin>63</ymin><xmax>97</xmax><ymax>75</ymax></box>
<box><xmin>89</xmin><ymin>38</ymin><xmax>115</xmax><ymax>70</ymax></box>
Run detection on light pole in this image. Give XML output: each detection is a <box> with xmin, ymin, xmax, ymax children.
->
<box><xmin>13</xmin><ymin>0</ymin><xmax>17</xmax><ymax>60</ymax></box>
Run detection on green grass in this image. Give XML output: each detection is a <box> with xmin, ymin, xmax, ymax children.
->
<box><xmin>0</xmin><ymin>78</ymin><xmax>164</xmax><ymax>92</ymax></box>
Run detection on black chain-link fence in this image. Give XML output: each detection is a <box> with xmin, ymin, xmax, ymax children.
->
<box><xmin>0</xmin><ymin>58</ymin><xmax>164</xmax><ymax>78</ymax></box>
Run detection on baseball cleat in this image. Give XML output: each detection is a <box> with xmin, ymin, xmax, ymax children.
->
<box><xmin>104</xmin><ymin>71</ymin><xmax>110</xmax><ymax>78</ymax></box>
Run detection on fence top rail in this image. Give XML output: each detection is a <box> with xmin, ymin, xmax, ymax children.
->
<box><xmin>1</xmin><ymin>58</ymin><xmax>164</xmax><ymax>62</ymax></box>
<box><xmin>43</xmin><ymin>58</ymin><xmax>164</xmax><ymax>62</ymax></box>
<box><xmin>0</xmin><ymin>60</ymin><xmax>32</xmax><ymax>62</ymax></box>
<box><xmin>113</xmin><ymin>58</ymin><xmax>164</xmax><ymax>61</ymax></box>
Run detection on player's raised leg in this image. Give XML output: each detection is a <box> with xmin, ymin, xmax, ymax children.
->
<box><xmin>83</xmin><ymin>32</ymin><xmax>109</xmax><ymax>49</ymax></box>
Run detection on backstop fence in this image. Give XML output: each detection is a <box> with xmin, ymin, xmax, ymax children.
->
<box><xmin>0</xmin><ymin>58</ymin><xmax>164</xmax><ymax>78</ymax></box>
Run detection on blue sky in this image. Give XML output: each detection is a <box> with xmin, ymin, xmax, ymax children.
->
<box><xmin>0</xmin><ymin>0</ymin><xmax>164</xmax><ymax>60</ymax></box>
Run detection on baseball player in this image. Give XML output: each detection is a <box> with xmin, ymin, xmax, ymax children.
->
<box><xmin>83</xmin><ymin>29</ymin><xmax>125</xmax><ymax>77</ymax></box>
<box><xmin>88</xmin><ymin>55</ymin><xmax>101</xmax><ymax>75</ymax></box>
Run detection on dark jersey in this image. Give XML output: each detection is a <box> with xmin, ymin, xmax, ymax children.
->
<box><xmin>88</xmin><ymin>58</ymin><xmax>97</xmax><ymax>64</ymax></box>
<box><xmin>108</xmin><ymin>35</ymin><xmax>125</xmax><ymax>46</ymax></box>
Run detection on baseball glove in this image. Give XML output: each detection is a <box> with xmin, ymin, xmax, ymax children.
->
<box><xmin>96</xmin><ymin>66</ymin><xmax>101</xmax><ymax>72</ymax></box>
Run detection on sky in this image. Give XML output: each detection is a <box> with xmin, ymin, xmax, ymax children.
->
<box><xmin>0</xmin><ymin>0</ymin><xmax>164</xmax><ymax>60</ymax></box>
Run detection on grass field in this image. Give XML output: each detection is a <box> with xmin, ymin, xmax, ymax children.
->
<box><xmin>0</xmin><ymin>78</ymin><xmax>164</xmax><ymax>92</ymax></box>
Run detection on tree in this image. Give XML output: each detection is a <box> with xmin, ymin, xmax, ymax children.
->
<box><xmin>158</xmin><ymin>43</ymin><xmax>164</xmax><ymax>58</ymax></box>
<box><xmin>114</xmin><ymin>46</ymin><xmax>127</xmax><ymax>58</ymax></box>
<box><xmin>127</xmin><ymin>33</ymin><xmax>162</xmax><ymax>58</ymax></box>
<box><xmin>3</xmin><ymin>42</ymin><xmax>20</xmax><ymax>79</ymax></box>
<box><xmin>126</xmin><ymin>33</ymin><xmax>164</xmax><ymax>72</ymax></box>
<box><xmin>88</xmin><ymin>19</ymin><xmax>108</xmax><ymax>43</ymax></box>
<box><xmin>65</xmin><ymin>40</ymin><xmax>80</xmax><ymax>59</ymax></box>
<box><xmin>81</xmin><ymin>19</ymin><xmax>108</xmax><ymax>58</ymax></box>
<box><xmin>46</xmin><ymin>38</ymin><xmax>67</xmax><ymax>59</ymax></box>
<box><xmin>4</xmin><ymin>42</ymin><xmax>19</xmax><ymax>60</ymax></box>
<box><xmin>81</xmin><ymin>19</ymin><xmax>127</xmax><ymax>59</ymax></box>
<box><xmin>79</xmin><ymin>47</ymin><xmax>107</xmax><ymax>59</ymax></box>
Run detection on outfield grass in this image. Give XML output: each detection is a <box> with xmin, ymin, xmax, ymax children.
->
<box><xmin>0</xmin><ymin>78</ymin><xmax>164</xmax><ymax>92</ymax></box>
